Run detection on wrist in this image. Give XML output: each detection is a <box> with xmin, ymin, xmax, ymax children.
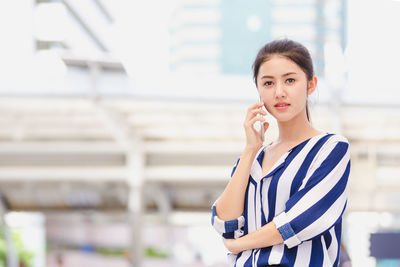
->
<box><xmin>233</xmin><ymin>236</ymin><xmax>247</xmax><ymax>254</ymax></box>
<box><xmin>243</xmin><ymin>146</ymin><xmax>260</xmax><ymax>156</ymax></box>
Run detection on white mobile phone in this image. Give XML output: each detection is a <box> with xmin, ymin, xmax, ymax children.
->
<box><xmin>259</xmin><ymin>95</ymin><xmax>265</xmax><ymax>142</ymax></box>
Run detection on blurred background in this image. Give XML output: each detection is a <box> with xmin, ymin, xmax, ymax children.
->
<box><xmin>0</xmin><ymin>0</ymin><xmax>399</xmax><ymax>266</ymax></box>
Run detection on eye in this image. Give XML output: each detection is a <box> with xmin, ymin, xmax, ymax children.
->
<box><xmin>264</xmin><ymin>81</ymin><xmax>273</xmax><ymax>86</ymax></box>
<box><xmin>286</xmin><ymin>78</ymin><xmax>295</xmax><ymax>84</ymax></box>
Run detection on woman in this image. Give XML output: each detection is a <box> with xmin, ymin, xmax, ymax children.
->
<box><xmin>211</xmin><ymin>39</ymin><xmax>350</xmax><ymax>266</ymax></box>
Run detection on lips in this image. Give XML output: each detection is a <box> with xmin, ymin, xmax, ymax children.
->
<box><xmin>274</xmin><ymin>102</ymin><xmax>290</xmax><ymax>110</ymax></box>
<box><xmin>274</xmin><ymin>102</ymin><xmax>290</xmax><ymax>107</ymax></box>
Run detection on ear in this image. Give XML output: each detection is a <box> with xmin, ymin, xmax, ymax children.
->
<box><xmin>307</xmin><ymin>76</ymin><xmax>318</xmax><ymax>95</ymax></box>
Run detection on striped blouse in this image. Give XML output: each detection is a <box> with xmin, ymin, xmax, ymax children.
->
<box><xmin>211</xmin><ymin>133</ymin><xmax>351</xmax><ymax>267</ymax></box>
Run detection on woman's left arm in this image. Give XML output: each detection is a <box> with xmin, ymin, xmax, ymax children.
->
<box><xmin>223</xmin><ymin>220</ymin><xmax>283</xmax><ymax>254</ymax></box>
<box><xmin>224</xmin><ymin>137</ymin><xmax>351</xmax><ymax>254</ymax></box>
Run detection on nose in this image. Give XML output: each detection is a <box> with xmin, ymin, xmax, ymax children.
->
<box><xmin>275</xmin><ymin>81</ymin><xmax>286</xmax><ymax>99</ymax></box>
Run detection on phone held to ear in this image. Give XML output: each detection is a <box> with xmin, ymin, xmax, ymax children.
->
<box><xmin>259</xmin><ymin>95</ymin><xmax>266</xmax><ymax>142</ymax></box>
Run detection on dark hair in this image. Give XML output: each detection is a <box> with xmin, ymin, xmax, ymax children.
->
<box><xmin>252</xmin><ymin>39</ymin><xmax>314</xmax><ymax>122</ymax></box>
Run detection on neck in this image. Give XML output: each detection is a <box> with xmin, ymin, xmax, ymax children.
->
<box><xmin>276</xmin><ymin>112</ymin><xmax>319</xmax><ymax>144</ymax></box>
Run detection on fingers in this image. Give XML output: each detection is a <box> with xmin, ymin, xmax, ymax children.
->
<box><xmin>246</xmin><ymin>104</ymin><xmax>267</xmax><ymax>119</ymax></box>
<box><xmin>244</xmin><ymin>102</ymin><xmax>268</xmax><ymax>128</ymax></box>
<box><xmin>248</xmin><ymin>102</ymin><xmax>264</xmax><ymax>110</ymax></box>
<box><xmin>245</xmin><ymin>115</ymin><xmax>266</xmax><ymax>128</ymax></box>
<box><xmin>243</xmin><ymin>102</ymin><xmax>269</xmax><ymax>148</ymax></box>
<box><xmin>250</xmin><ymin>108</ymin><xmax>267</xmax><ymax>116</ymax></box>
<box><xmin>247</xmin><ymin>102</ymin><xmax>266</xmax><ymax>115</ymax></box>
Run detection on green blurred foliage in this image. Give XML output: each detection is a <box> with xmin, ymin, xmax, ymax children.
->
<box><xmin>0</xmin><ymin>225</ymin><xmax>34</xmax><ymax>267</ymax></box>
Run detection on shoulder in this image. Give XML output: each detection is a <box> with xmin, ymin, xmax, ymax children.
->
<box><xmin>325</xmin><ymin>133</ymin><xmax>350</xmax><ymax>145</ymax></box>
<box><xmin>321</xmin><ymin>133</ymin><xmax>350</xmax><ymax>154</ymax></box>
<box><xmin>315</xmin><ymin>133</ymin><xmax>351</xmax><ymax>160</ymax></box>
<box><xmin>305</xmin><ymin>133</ymin><xmax>351</xmax><ymax>172</ymax></box>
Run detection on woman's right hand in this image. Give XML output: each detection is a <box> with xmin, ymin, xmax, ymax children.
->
<box><xmin>243</xmin><ymin>102</ymin><xmax>269</xmax><ymax>151</ymax></box>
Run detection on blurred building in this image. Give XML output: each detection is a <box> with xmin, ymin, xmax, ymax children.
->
<box><xmin>169</xmin><ymin>0</ymin><xmax>346</xmax><ymax>75</ymax></box>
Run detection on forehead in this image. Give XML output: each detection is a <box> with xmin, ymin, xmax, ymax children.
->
<box><xmin>258</xmin><ymin>55</ymin><xmax>303</xmax><ymax>77</ymax></box>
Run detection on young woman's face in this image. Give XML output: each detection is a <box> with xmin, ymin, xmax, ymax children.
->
<box><xmin>256</xmin><ymin>55</ymin><xmax>316</xmax><ymax>123</ymax></box>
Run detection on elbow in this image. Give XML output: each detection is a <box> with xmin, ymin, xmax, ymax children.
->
<box><xmin>211</xmin><ymin>204</ymin><xmax>245</xmax><ymax>236</ymax></box>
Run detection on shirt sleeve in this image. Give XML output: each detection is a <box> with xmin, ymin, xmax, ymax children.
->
<box><xmin>211</xmin><ymin>157</ymin><xmax>245</xmax><ymax>239</ymax></box>
<box><xmin>272</xmin><ymin>138</ymin><xmax>351</xmax><ymax>249</ymax></box>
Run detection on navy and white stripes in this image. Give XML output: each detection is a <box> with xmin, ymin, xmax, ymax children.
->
<box><xmin>211</xmin><ymin>133</ymin><xmax>351</xmax><ymax>267</ymax></box>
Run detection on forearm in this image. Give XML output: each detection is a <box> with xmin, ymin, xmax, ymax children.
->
<box><xmin>215</xmin><ymin>147</ymin><xmax>258</xmax><ymax>221</ymax></box>
<box><xmin>224</xmin><ymin>221</ymin><xmax>284</xmax><ymax>254</ymax></box>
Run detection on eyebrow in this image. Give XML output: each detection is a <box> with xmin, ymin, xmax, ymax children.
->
<box><xmin>260</xmin><ymin>72</ymin><xmax>297</xmax><ymax>79</ymax></box>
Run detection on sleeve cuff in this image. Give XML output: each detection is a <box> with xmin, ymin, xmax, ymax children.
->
<box><xmin>211</xmin><ymin>204</ymin><xmax>245</xmax><ymax>237</ymax></box>
<box><xmin>273</xmin><ymin>212</ymin><xmax>302</xmax><ymax>249</ymax></box>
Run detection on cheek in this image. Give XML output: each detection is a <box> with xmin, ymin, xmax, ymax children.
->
<box><xmin>260</xmin><ymin>92</ymin><xmax>274</xmax><ymax>108</ymax></box>
<box><xmin>257</xmin><ymin>89</ymin><xmax>267</xmax><ymax>101</ymax></box>
<box><xmin>294</xmin><ymin>84</ymin><xmax>309</xmax><ymax>101</ymax></box>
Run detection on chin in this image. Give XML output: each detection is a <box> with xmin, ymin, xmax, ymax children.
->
<box><xmin>273</xmin><ymin>114</ymin><xmax>297</xmax><ymax>123</ymax></box>
<box><xmin>276</xmin><ymin>117</ymin><xmax>293</xmax><ymax>123</ymax></box>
